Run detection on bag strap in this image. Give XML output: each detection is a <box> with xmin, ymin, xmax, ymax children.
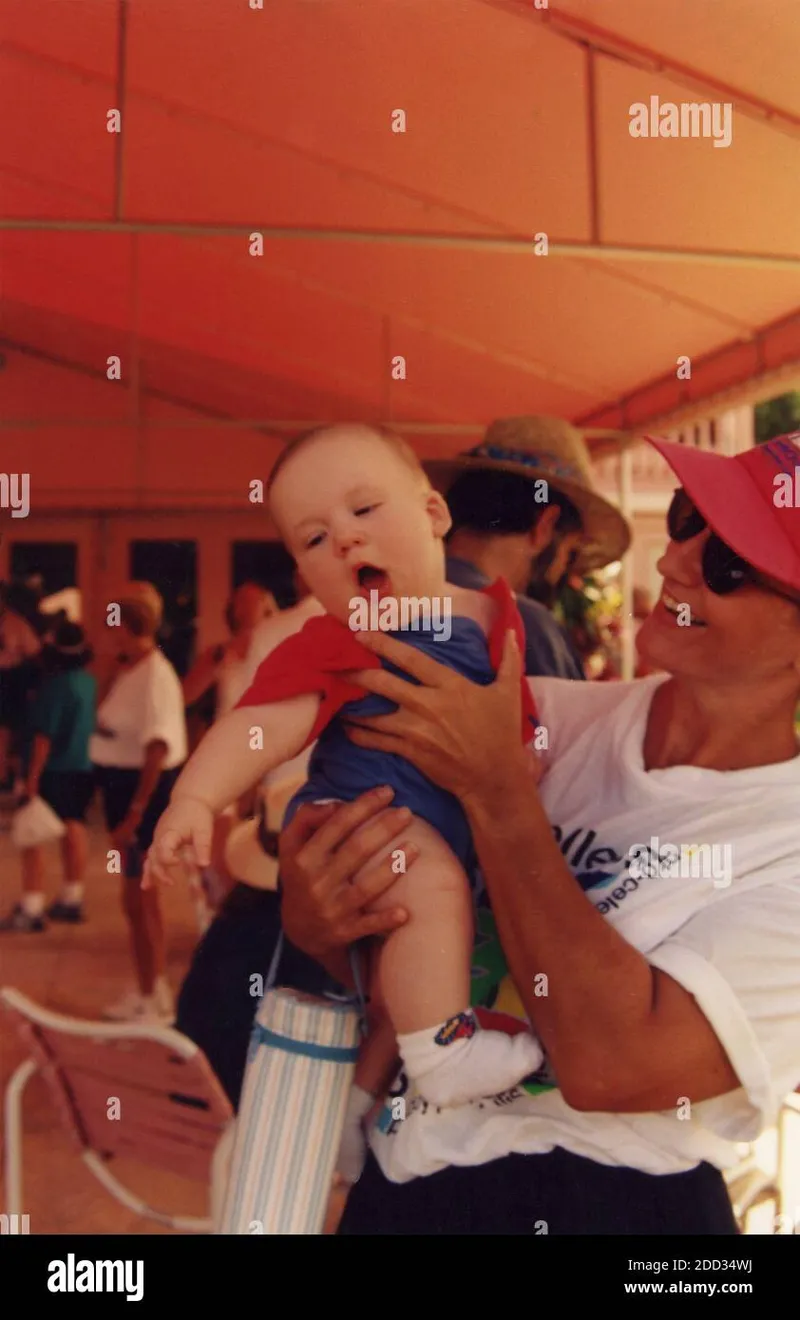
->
<box><xmin>265</xmin><ymin>931</ymin><xmax>369</xmax><ymax>1038</ymax></box>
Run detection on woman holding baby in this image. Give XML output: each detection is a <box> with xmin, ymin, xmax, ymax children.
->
<box><xmin>276</xmin><ymin>430</ymin><xmax>800</xmax><ymax>1234</ymax></box>
<box><xmin>149</xmin><ymin>423</ymin><xmax>800</xmax><ymax>1234</ymax></box>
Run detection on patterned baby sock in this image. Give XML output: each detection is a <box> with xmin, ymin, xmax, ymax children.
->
<box><xmin>397</xmin><ymin>1010</ymin><xmax>543</xmax><ymax>1107</ymax></box>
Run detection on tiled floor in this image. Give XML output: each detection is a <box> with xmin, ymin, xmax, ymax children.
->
<box><xmin>1</xmin><ymin>797</ymin><xmax>795</xmax><ymax>1236</ymax></box>
<box><xmin>0</xmin><ymin>797</ymin><xmax>209</xmax><ymax>1234</ymax></box>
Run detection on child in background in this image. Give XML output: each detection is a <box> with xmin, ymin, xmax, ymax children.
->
<box><xmin>145</xmin><ymin>425</ymin><xmax>544</xmax><ymax>1175</ymax></box>
<box><xmin>0</xmin><ymin>622</ymin><xmax>97</xmax><ymax>931</ymax></box>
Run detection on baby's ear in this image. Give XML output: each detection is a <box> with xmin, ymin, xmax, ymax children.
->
<box><xmin>425</xmin><ymin>489</ymin><xmax>452</xmax><ymax>539</ymax></box>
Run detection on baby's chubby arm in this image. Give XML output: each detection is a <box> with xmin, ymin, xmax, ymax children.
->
<box><xmin>143</xmin><ymin>692</ymin><xmax>319</xmax><ymax>885</ymax></box>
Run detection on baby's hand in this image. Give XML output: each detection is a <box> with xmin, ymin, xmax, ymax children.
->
<box><xmin>142</xmin><ymin>796</ymin><xmax>214</xmax><ymax>888</ymax></box>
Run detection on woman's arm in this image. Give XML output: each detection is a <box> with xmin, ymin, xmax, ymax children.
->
<box><xmin>182</xmin><ymin>646</ymin><xmax>223</xmax><ymax>708</ymax></box>
<box><xmin>464</xmin><ymin>773</ymin><xmax>739</xmax><ymax>1113</ymax></box>
<box><xmin>128</xmin><ymin>737</ymin><xmax>168</xmax><ymax>817</ymax></box>
<box><xmin>24</xmin><ymin>733</ymin><xmax>51</xmax><ymax>798</ymax></box>
<box><xmin>341</xmin><ymin>629</ymin><xmax>740</xmax><ymax>1114</ymax></box>
<box><xmin>112</xmin><ymin>738</ymin><xmax>169</xmax><ymax>848</ymax></box>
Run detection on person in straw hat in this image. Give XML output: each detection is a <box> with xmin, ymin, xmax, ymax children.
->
<box><xmin>426</xmin><ymin>415</ymin><xmax>632</xmax><ymax>679</ymax></box>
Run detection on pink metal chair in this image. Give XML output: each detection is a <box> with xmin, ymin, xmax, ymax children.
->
<box><xmin>1</xmin><ymin>987</ymin><xmax>235</xmax><ymax>1232</ymax></box>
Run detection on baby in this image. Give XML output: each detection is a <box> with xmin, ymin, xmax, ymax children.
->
<box><xmin>145</xmin><ymin>425</ymin><xmax>543</xmax><ymax>1170</ymax></box>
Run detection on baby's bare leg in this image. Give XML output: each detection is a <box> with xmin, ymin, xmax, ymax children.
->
<box><xmin>364</xmin><ymin>817</ymin><xmax>473</xmax><ymax>1032</ymax></box>
<box><xmin>353</xmin><ymin>952</ymin><xmax>401</xmax><ymax>1098</ymax></box>
<box><xmin>353</xmin><ymin>816</ymin><xmax>542</xmax><ymax>1108</ymax></box>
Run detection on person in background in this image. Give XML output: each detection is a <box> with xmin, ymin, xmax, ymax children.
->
<box><xmin>91</xmin><ymin>583</ymin><xmax>187</xmax><ymax>1024</ymax></box>
<box><xmin>182</xmin><ymin>582</ymin><xmax>277</xmax><ymax>913</ymax></box>
<box><xmin>0</xmin><ymin>581</ymin><xmax>43</xmax><ymax>789</ymax></box>
<box><xmin>0</xmin><ymin>623</ymin><xmax>96</xmax><ymax>932</ymax></box>
<box><xmin>426</xmin><ymin>416</ymin><xmax>631</xmax><ymax>682</ymax></box>
<box><xmin>174</xmin><ymin>571</ymin><xmax>324</xmax><ymax>1104</ymax></box>
<box><xmin>183</xmin><ymin>582</ymin><xmax>277</xmax><ymax>728</ymax></box>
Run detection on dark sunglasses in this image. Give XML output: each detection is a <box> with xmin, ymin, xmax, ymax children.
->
<box><xmin>667</xmin><ymin>488</ymin><xmax>800</xmax><ymax>604</ymax></box>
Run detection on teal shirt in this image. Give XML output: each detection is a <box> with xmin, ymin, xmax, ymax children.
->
<box><xmin>25</xmin><ymin>670</ymin><xmax>97</xmax><ymax>774</ymax></box>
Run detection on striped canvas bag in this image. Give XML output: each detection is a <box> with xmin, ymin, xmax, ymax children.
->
<box><xmin>217</xmin><ymin>936</ymin><xmax>366</xmax><ymax>1235</ymax></box>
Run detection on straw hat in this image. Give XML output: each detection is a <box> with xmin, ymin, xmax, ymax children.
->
<box><xmin>425</xmin><ymin>416</ymin><xmax>633</xmax><ymax>573</ymax></box>
<box><xmin>224</xmin><ymin>773</ymin><xmax>311</xmax><ymax>890</ymax></box>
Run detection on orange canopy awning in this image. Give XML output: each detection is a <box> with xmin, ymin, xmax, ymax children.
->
<box><xmin>2</xmin><ymin>0</ymin><xmax>799</xmax><ymax>508</ymax></box>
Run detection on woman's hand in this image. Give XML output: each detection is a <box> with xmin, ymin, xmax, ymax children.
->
<box><xmin>279</xmin><ymin>788</ymin><xmax>415</xmax><ymax>966</ymax></box>
<box><xmin>342</xmin><ymin>629</ymin><xmax>530</xmax><ymax>809</ymax></box>
<box><xmin>112</xmin><ymin>814</ymin><xmax>140</xmax><ymax>852</ymax></box>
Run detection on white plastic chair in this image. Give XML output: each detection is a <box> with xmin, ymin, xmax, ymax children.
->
<box><xmin>1</xmin><ymin>986</ymin><xmax>235</xmax><ymax>1232</ymax></box>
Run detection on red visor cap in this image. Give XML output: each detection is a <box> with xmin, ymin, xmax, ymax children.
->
<box><xmin>645</xmin><ymin>431</ymin><xmax>800</xmax><ymax>593</ymax></box>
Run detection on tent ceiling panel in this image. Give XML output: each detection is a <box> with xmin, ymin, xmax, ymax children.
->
<box><xmin>2</xmin><ymin>0</ymin><xmax>120</xmax><ymax>76</ymax></box>
<box><xmin>0</xmin><ymin>48</ymin><xmax>116</xmax><ymax>215</ymax></box>
<box><xmin>138</xmin><ymin>342</ymin><xmax>391</xmax><ymax>426</ymax></box>
<box><xmin>1</xmin><ymin>0</ymin><xmax>799</xmax><ymax>452</ymax></box>
<box><xmin>121</xmin><ymin>0</ymin><xmax>591</xmax><ymax>237</ymax></box>
<box><xmin>598</xmin><ymin>62</ymin><xmax>800</xmax><ymax>257</ymax></box>
<box><xmin>140</xmin><ymin>426</ymin><xmax>285</xmax><ymax>501</ymax></box>
<box><xmin>1</xmin><ymin>346</ymin><xmax>132</xmax><ymax>422</ymax></box>
<box><xmin>3</xmin><ymin>426</ymin><xmax>140</xmax><ymax>496</ymax></box>
<box><xmin>547</xmin><ymin>0</ymin><xmax>800</xmax><ymax>121</ymax></box>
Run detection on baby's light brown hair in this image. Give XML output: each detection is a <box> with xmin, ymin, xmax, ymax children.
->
<box><xmin>266</xmin><ymin>424</ymin><xmax>428</xmax><ymax>497</ymax></box>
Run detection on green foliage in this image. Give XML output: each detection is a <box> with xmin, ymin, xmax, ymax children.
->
<box><xmin>754</xmin><ymin>391</ymin><xmax>800</xmax><ymax>444</ymax></box>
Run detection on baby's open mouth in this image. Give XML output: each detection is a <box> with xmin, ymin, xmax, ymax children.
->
<box><xmin>355</xmin><ymin>563</ymin><xmax>390</xmax><ymax>593</ymax></box>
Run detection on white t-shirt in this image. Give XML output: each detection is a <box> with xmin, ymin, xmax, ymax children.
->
<box><xmin>369</xmin><ymin>674</ymin><xmax>800</xmax><ymax>1181</ymax></box>
<box><xmin>90</xmin><ymin>650</ymin><xmax>187</xmax><ymax>770</ymax></box>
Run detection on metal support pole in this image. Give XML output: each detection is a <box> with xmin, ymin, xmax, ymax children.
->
<box><xmin>586</xmin><ymin>48</ymin><xmax>601</xmax><ymax>246</ymax></box>
<box><xmin>619</xmin><ymin>446</ymin><xmax>635</xmax><ymax>681</ymax></box>
<box><xmin>2</xmin><ymin>221</ymin><xmax>800</xmax><ymax>269</ymax></box>
<box><xmin>113</xmin><ymin>0</ymin><xmax>129</xmax><ymax>222</ymax></box>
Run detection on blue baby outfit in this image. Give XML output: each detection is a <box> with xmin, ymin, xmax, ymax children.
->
<box><xmin>284</xmin><ymin>618</ymin><xmax>500</xmax><ymax>865</ymax></box>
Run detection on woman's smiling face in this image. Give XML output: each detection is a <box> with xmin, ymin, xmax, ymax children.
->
<box><xmin>638</xmin><ymin>525</ymin><xmax>800</xmax><ymax>688</ymax></box>
<box><xmin>268</xmin><ymin>427</ymin><xmax>452</xmax><ymax>625</ymax></box>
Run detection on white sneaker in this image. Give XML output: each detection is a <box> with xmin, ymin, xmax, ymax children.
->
<box><xmin>103</xmin><ymin>987</ymin><xmax>145</xmax><ymax>1021</ymax></box>
<box><xmin>129</xmin><ymin>995</ymin><xmax>175</xmax><ymax>1026</ymax></box>
<box><xmin>154</xmin><ymin>977</ymin><xmax>175</xmax><ymax>1023</ymax></box>
<box><xmin>103</xmin><ymin>982</ymin><xmax>174</xmax><ymax>1025</ymax></box>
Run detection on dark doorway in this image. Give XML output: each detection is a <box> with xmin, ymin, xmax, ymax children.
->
<box><xmin>129</xmin><ymin>540</ymin><xmax>197</xmax><ymax>677</ymax></box>
<box><xmin>232</xmin><ymin>541</ymin><xmax>296</xmax><ymax>607</ymax></box>
<box><xmin>7</xmin><ymin>542</ymin><xmax>78</xmax><ymax>635</ymax></box>
<box><xmin>9</xmin><ymin>542</ymin><xmax>77</xmax><ymax>597</ymax></box>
